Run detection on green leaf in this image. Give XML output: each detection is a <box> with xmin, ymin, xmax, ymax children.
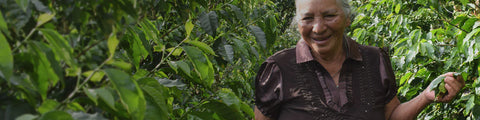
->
<box><xmin>460</xmin><ymin>0</ymin><xmax>470</xmax><ymax>6</ymax></box>
<box><xmin>185</xmin><ymin>20</ymin><xmax>194</xmax><ymax>37</ymax></box>
<box><xmin>125</xmin><ymin>28</ymin><xmax>149</xmax><ymax>70</ymax></box>
<box><xmin>183</xmin><ymin>46</ymin><xmax>214</xmax><ymax>87</ymax></box>
<box><xmin>31</xmin><ymin>0</ymin><xmax>49</xmax><ymax>12</ymax></box>
<box><xmin>83</xmin><ymin>88</ymin><xmax>98</xmax><ymax>105</ymax></box>
<box><xmin>15</xmin><ymin>0</ymin><xmax>30</xmax><ymax>12</ymax></box>
<box><xmin>66</xmin><ymin>102</ymin><xmax>85</xmax><ymax>112</ymax></box>
<box><xmin>37</xmin><ymin>99</ymin><xmax>59</xmax><ymax>114</ymax></box>
<box><xmin>463</xmin><ymin>28</ymin><xmax>480</xmax><ymax>47</ymax></box>
<box><xmin>166</xmin><ymin>47</ymin><xmax>183</xmax><ymax>56</ymax></box>
<box><xmin>462</xmin><ymin>18</ymin><xmax>479</xmax><ymax>32</ymax></box>
<box><xmin>466</xmin><ymin>96</ymin><xmax>475</xmax><ymax>114</ymax></box>
<box><xmin>168</xmin><ymin>60</ymin><xmax>191</xmax><ymax>77</ymax></box>
<box><xmin>240</xmin><ymin>102</ymin><xmax>254</xmax><ymax>117</ymax></box>
<box><xmin>228</xmin><ymin>4</ymin><xmax>246</xmax><ymax>24</ymax></box>
<box><xmin>15</xmin><ymin>114</ymin><xmax>38</xmax><ymax>120</ymax></box>
<box><xmin>81</xmin><ymin>70</ymin><xmax>105</xmax><ymax>82</ymax></box>
<box><xmin>249</xmin><ymin>25</ymin><xmax>267</xmax><ymax>49</ymax></box>
<box><xmin>39</xmin><ymin>29</ymin><xmax>77</xmax><ymax>73</ymax></box>
<box><xmin>36</xmin><ymin>13</ymin><xmax>54</xmax><ymax>27</ymax></box>
<box><xmin>70</xmin><ymin>112</ymin><xmax>107</xmax><ymax>120</ymax></box>
<box><xmin>95</xmin><ymin>87</ymin><xmax>117</xmax><ymax>111</ymax></box>
<box><xmin>38</xmin><ymin>111</ymin><xmax>73</xmax><ymax>120</ymax></box>
<box><xmin>199</xmin><ymin>11</ymin><xmax>218</xmax><ymax>36</ymax></box>
<box><xmin>399</xmin><ymin>72</ymin><xmax>413</xmax><ymax>85</ymax></box>
<box><xmin>28</xmin><ymin>42</ymin><xmax>61</xmax><ymax>100</ymax></box>
<box><xmin>395</xmin><ymin>3</ymin><xmax>401</xmax><ymax>14</ymax></box>
<box><xmin>0</xmin><ymin>33</ymin><xmax>13</xmax><ymax>81</ymax></box>
<box><xmin>157</xmin><ymin>78</ymin><xmax>186</xmax><ymax>88</ymax></box>
<box><xmin>429</xmin><ymin>75</ymin><xmax>445</xmax><ymax>91</ymax></box>
<box><xmin>202</xmin><ymin>101</ymin><xmax>244</xmax><ymax>120</ymax></box>
<box><xmin>106</xmin><ymin>60</ymin><xmax>132</xmax><ymax>71</ymax></box>
<box><xmin>139</xmin><ymin>19</ymin><xmax>159</xmax><ymax>44</ymax></box>
<box><xmin>0</xmin><ymin>12</ymin><xmax>7</xmax><ymax>33</ymax></box>
<box><xmin>218</xmin><ymin>88</ymin><xmax>241</xmax><ymax>110</ymax></box>
<box><xmin>224</xmin><ymin>44</ymin><xmax>234</xmax><ymax>63</ymax></box>
<box><xmin>104</xmin><ymin>69</ymin><xmax>145</xmax><ymax>120</ymax></box>
<box><xmin>186</xmin><ymin>40</ymin><xmax>216</xmax><ymax>56</ymax></box>
<box><xmin>108</xmin><ymin>33</ymin><xmax>119</xmax><ymax>57</ymax></box>
<box><xmin>138</xmin><ymin>78</ymin><xmax>169</xmax><ymax>120</ymax></box>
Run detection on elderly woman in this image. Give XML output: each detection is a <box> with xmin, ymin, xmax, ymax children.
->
<box><xmin>254</xmin><ymin>0</ymin><xmax>465</xmax><ymax>119</ymax></box>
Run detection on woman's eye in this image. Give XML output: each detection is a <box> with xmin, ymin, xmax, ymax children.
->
<box><xmin>302</xmin><ymin>17</ymin><xmax>313</xmax><ymax>20</ymax></box>
<box><xmin>325</xmin><ymin>15</ymin><xmax>336</xmax><ymax>18</ymax></box>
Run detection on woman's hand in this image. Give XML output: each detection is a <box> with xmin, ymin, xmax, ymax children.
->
<box><xmin>422</xmin><ymin>72</ymin><xmax>466</xmax><ymax>103</ymax></box>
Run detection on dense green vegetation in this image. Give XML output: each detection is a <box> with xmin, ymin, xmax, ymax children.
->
<box><xmin>0</xmin><ymin>0</ymin><xmax>479</xmax><ymax>119</ymax></box>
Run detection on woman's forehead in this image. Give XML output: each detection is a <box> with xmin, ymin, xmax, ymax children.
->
<box><xmin>296</xmin><ymin>0</ymin><xmax>341</xmax><ymax>14</ymax></box>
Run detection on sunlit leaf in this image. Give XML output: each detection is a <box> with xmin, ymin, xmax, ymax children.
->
<box><xmin>462</xmin><ymin>18</ymin><xmax>479</xmax><ymax>32</ymax></box>
<box><xmin>38</xmin><ymin>111</ymin><xmax>73</xmax><ymax>120</ymax></box>
<box><xmin>37</xmin><ymin>99</ymin><xmax>59</xmax><ymax>114</ymax></box>
<box><xmin>186</xmin><ymin>40</ymin><xmax>216</xmax><ymax>56</ymax></box>
<box><xmin>107</xmin><ymin>33</ymin><xmax>119</xmax><ymax>57</ymax></box>
<box><xmin>66</xmin><ymin>102</ymin><xmax>85</xmax><ymax>112</ymax></box>
<box><xmin>395</xmin><ymin>3</ymin><xmax>401</xmax><ymax>14</ymax></box>
<box><xmin>82</xmin><ymin>70</ymin><xmax>105</xmax><ymax>82</ymax></box>
<box><xmin>185</xmin><ymin>20</ymin><xmax>194</xmax><ymax>37</ymax></box>
<box><xmin>95</xmin><ymin>87</ymin><xmax>117</xmax><ymax>111</ymax></box>
<box><xmin>36</xmin><ymin>13</ymin><xmax>54</xmax><ymax>27</ymax></box>
<box><xmin>106</xmin><ymin>60</ymin><xmax>132</xmax><ymax>71</ymax></box>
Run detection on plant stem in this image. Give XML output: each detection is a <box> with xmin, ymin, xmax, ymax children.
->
<box><xmin>62</xmin><ymin>58</ymin><xmax>109</xmax><ymax>103</ymax></box>
<box><xmin>148</xmin><ymin>37</ymin><xmax>188</xmax><ymax>76</ymax></box>
<box><xmin>12</xmin><ymin>27</ymin><xmax>37</xmax><ymax>52</ymax></box>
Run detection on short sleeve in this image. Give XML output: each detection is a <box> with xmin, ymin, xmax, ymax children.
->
<box><xmin>255</xmin><ymin>60</ymin><xmax>284</xmax><ymax>119</ymax></box>
<box><xmin>379</xmin><ymin>47</ymin><xmax>398</xmax><ymax>104</ymax></box>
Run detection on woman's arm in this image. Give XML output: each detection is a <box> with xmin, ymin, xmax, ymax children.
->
<box><xmin>385</xmin><ymin>72</ymin><xmax>465</xmax><ymax>120</ymax></box>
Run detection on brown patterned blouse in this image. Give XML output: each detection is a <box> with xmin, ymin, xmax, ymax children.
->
<box><xmin>255</xmin><ymin>38</ymin><xmax>397</xmax><ymax>120</ymax></box>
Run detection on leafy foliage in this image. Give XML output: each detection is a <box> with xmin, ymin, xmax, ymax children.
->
<box><xmin>1</xmin><ymin>0</ymin><xmax>480</xmax><ymax>119</ymax></box>
<box><xmin>348</xmin><ymin>0</ymin><xmax>480</xmax><ymax>119</ymax></box>
<box><xmin>0</xmin><ymin>0</ymin><xmax>286</xmax><ymax>119</ymax></box>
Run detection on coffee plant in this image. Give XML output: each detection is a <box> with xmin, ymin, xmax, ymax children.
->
<box><xmin>0</xmin><ymin>0</ymin><xmax>479</xmax><ymax>119</ymax></box>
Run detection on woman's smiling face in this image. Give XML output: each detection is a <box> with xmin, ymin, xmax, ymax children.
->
<box><xmin>296</xmin><ymin>0</ymin><xmax>350</xmax><ymax>55</ymax></box>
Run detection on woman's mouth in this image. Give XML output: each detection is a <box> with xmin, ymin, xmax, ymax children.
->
<box><xmin>311</xmin><ymin>35</ymin><xmax>332</xmax><ymax>44</ymax></box>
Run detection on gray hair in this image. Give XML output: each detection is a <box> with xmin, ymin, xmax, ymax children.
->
<box><xmin>294</xmin><ymin>0</ymin><xmax>355</xmax><ymax>22</ymax></box>
<box><xmin>291</xmin><ymin>0</ymin><xmax>355</xmax><ymax>33</ymax></box>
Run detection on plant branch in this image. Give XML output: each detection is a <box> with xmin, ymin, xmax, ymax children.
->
<box><xmin>439</xmin><ymin>18</ymin><xmax>469</xmax><ymax>33</ymax></box>
<box><xmin>159</xmin><ymin>25</ymin><xmax>181</xmax><ymax>41</ymax></box>
<box><xmin>62</xmin><ymin>57</ymin><xmax>110</xmax><ymax>103</ymax></box>
<box><xmin>148</xmin><ymin>37</ymin><xmax>188</xmax><ymax>76</ymax></box>
<box><xmin>75</xmin><ymin>40</ymin><xmax>103</xmax><ymax>59</ymax></box>
<box><xmin>12</xmin><ymin>27</ymin><xmax>37</xmax><ymax>52</ymax></box>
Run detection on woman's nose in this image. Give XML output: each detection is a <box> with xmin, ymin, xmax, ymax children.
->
<box><xmin>312</xmin><ymin>20</ymin><xmax>327</xmax><ymax>35</ymax></box>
